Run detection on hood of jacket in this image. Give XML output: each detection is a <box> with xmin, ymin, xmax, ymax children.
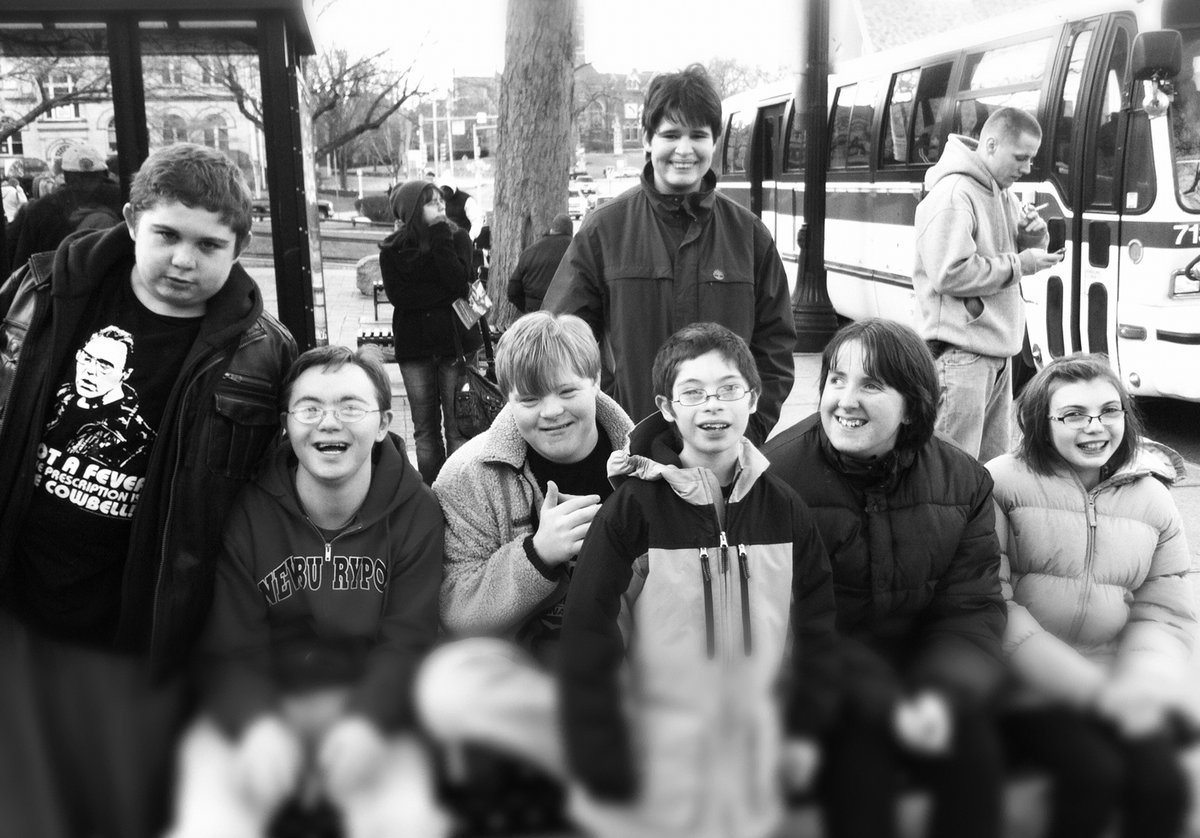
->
<box><xmin>614</xmin><ymin>411</ymin><xmax>771</xmax><ymax>506</ymax></box>
<box><xmin>256</xmin><ymin>431</ymin><xmax>421</xmax><ymax>528</ymax></box>
<box><xmin>924</xmin><ymin>134</ymin><xmax>998</xmax><ymax>194</ymax></box>
<box><xmin>1091</xmin><ymin>440</ymin><xmax>1186</xmax><ymax>490</ymax></box>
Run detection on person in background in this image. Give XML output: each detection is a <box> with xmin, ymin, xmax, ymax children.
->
<box><xmin>544</xmin><ymin>64</ymin><xmax>794</xmax><ymax>443</ymax></box>
<box><xmin>0</xmin><ymin>142</ymin><xmax>296</xmax><ymax>838</ymax></box>
<box><xmin>438</xmin><ymin>176</ymin><xmax>484</xmax><ymax>244</ymax></box>
<box><xmin>415</xmin><ymin>312</ymin><xmax>632</xmax><ymax>780</ymax></box>
<box><xmin>166</xmin><ymin>345</ymin><xmax>449</xmax><ymax>838</ymax></box>
<box><xmin>379</xmin><ymin>179</ymin><xmax>481</xmax><ymax>485</ymax></box>
<box><xmin>6</xmin><ymin>142</ymin><xmax>123</xmax><ymax>271</ymax></box>
<box><xmin>560</xmin><ymin>322</ymin><xmax>838</xmax><ymax>838</ymax></box>
<box><xmin>507</xmin><ymin>212</ymin><xmax>574</xmax><ymax>313</ymax></box>
<box><xmin>763</xmin><ymin>318</ymin><xmax>1007</xmax><ymax>838</ymax></box>
<box><xmin>912</xmin><ymin>106</ymin><xmax>1061</xmax><ymax>462</ymax></box>
<box><xmin>987</xmin><ymin>353</ymin><xmax>1195</xmax><ymax>838</ymax></box>
<box><xmin>2</xmin><ymin>174</ymin><xmax>27</xmax><ymax>223</ymax></box>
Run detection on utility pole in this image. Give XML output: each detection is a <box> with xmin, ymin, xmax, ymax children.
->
<box><xmin>792</xmin><ymin>0</ymin><xmax>840</xmax><ymax>351</ymax></box>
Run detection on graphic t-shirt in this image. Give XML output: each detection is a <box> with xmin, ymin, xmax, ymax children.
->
<box><xmin>12</xmin><ymin>273</ymin><xmax>201</xmax><ymax>642</ymax></box>
<box><xmin>518</xmin><ymin>422</ymin><xmax>613</xmax><ymax>660</ymax></box>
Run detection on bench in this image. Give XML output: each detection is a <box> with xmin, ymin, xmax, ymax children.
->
<box><xmin>356</xmin><ymin>318</ymin><xmax>395</xmax><ymax>363</ymax></box>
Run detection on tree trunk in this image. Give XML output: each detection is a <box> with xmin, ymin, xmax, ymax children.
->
<box><xmin>492</xmin><ymin>0</ymin><xmax>575</xmax><ymax>328</ymax></box>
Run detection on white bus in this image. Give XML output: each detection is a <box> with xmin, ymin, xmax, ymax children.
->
<box><xmin>717</xmin><ymin>0</ymin><xmax>1200</xmax><ymax>400</ymax></box>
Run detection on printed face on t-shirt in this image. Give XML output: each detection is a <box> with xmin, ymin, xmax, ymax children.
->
<box><xmin>124</xmin><ymin>199</ymin><xmax>244</xmax><ymax>318</ymax></box>
<box><xmin>74</xmin><ymin>333</ymin><xmax>131</xmax><ymax>405</ymax></box>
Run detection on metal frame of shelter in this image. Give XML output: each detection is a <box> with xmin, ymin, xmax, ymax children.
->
<box><xmin>0</xmin><ymin>0</ymin><xmax>327</xmax><ymax>347</ymax></box>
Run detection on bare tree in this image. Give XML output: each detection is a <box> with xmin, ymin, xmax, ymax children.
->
<box><xmin>705</xmin><ymin>56</ymin><xmax>790</xmax><ymax>99</ymax></box>
<box><xmin>0</xmin><ymin>46</ymin><xmax>111</xmax><ymax>146</ymax></box>
<box><xmin>492</xmin><ymin>0</ymin><xmax>576</xmax><ymax>326</ymax></box>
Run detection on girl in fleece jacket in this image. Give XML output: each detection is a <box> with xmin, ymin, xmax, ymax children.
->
<box><xmin>988</xmin><ymin>354</ymin><xmax>1197</xmax><ymax>838</ymax></box>
<box><xmin>166</xmin><ymin>346</ymin><xmax>449</xmax><ymax>838</ymax></box>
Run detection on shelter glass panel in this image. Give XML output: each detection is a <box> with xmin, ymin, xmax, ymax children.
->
<box><xmin>0</xmin><ymin>23</ymin><xmax>115</xmax><ymax>196</ymax></box>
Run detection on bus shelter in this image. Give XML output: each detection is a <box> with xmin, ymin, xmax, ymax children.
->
<box><xmin>0</xmin><ymin>0</ymin><xmax>327</xmax><ymax>347</ymax></box>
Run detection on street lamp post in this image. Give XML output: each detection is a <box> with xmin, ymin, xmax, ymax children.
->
<box><xmin>792</xmin><ymin>0</ymin><xmax>840</xmax><ymax>351</ymax></box>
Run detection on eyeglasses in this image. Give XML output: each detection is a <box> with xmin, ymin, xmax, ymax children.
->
<box><xmin>288</xmin><ymin>405</ymin><xmax>379</xmax><ymax>425</ymax></box>
<box><xmin>1049</xmin><ymin>408</ymin><xmax>1125</xmax><ymax>430</ymax></box>
<box><xmin>76</xmin><ymin>348</ymin><xmax>118</xmax><ymax>374</ymax></box>
<box><xmin>673</xmin><ymin>383</ymin><xmax>749</xmax><ymax>406</ymax></box>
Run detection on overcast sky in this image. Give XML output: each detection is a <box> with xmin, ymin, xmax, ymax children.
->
<box><xmin>314</xmin><ymin>0</ymin><xmax>801</xmax><ymax>88</ymax></box>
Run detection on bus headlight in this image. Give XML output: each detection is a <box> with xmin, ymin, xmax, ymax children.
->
<box><xmin>1171</xmin><ymin>253</ymin><xmax>1200</xmax><ymax>297</ymax></box>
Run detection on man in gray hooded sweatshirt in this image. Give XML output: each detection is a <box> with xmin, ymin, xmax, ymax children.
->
<box><xmin>913</xmin><ymin>106</ymin><xmax>1060</xmax><ymax>463</ymax></box>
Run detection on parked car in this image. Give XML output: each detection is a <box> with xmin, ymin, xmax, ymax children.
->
<box><xmin>570</xmin><ymin>172</ymin><xmax>596</xmax><ymax>195</ymax></box>
<box><xmin>568</xmin><ymin>184</ymin><xmax>591</xmax><ymax>219</ymax></box>
<box><xmin>251</xmin><ymin>196</ymin><xmax>334</xmax><ymax>220</ymax></box>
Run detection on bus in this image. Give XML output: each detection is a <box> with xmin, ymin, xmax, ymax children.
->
<box><xmin>717</xmin><ymin>0</ymin><xmax>1200</xmax><ymax>401</ymax></box>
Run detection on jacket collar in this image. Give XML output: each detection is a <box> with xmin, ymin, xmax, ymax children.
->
<box><xmin>259</xmin><ymin>432</ymin><xmax>422</xmax><ymax>529</ymax></box>
<box><xmin>477</xmin><ymin>390</ymin><xmax>633</xmax><ymax>470</ymax></box>
<box><xmin>617</xmin><ymin>411</ymin><xmax>770</xmax><ymax>505</ymax></box>
<box><xmin>639</xmin><ymin>162</ymin><xmax>718</xmax><ymax>224</ymax></box>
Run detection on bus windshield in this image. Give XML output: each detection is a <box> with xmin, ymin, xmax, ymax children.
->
<box><xmin>1171</xmin><ymin>25</ymin><xmax>1200</xmax><ymax>210</ymax></box>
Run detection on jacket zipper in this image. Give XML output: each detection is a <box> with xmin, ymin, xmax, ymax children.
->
<box><xmin>737</xmin><ymin>543</ymin><xmax>752</xmax><ymax>655</ymax></box>
<box><xmin>699</xmin><ymin>547</ymin><xmax>715</xmax><ymax>659</ymax></box>
<box><xmin>1066</xmin><ymin>492</ymin><xmax>1099</xmax><ymax>641</ymax></box>
<box><xmin>148</xmin><ymin>346</ymin><xmax>249</xmax><ymax>661</ymax></box>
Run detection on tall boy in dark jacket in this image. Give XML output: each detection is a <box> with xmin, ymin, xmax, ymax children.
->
<box><xmin>0</xmin><ymin>142</ymin><xmax>296</xmax><ymax>838</ymax></box>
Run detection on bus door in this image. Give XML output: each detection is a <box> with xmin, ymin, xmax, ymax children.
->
<box><xmin>1076</xmin><ymin>16</ymin><xmax>1138</xmax><ymax>360</ymax></box>
<box><xmin>1038</xmin><ymin>19</ymin><xmax>1101</xmax><ymax>362</ymax></box>
<box><xmin>1037</xmin><ymin>16</ymin><xmax>1135</xmax><ymax>364</ymax></box>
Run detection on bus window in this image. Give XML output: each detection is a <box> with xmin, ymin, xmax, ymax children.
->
<box><xmin>829</xmin><ymin>84</ymin><xmax>856</xmax><ymax>169</ymax></box>
<box><xmin>882</xmin><ymin>68</ymin><xmax>918</xmax><ymax>165</ymax></box>
<box><xmin>1050</xmin><ymin>27</ymin><xmax>1095</xmax><ymax>202</ymax></box>
<box><xmin>955</xmin><ymin>37</ymin><xmax>1052</xmax><ymax>139</ymax></box>
<box><xmin>913</xmin><ymin>63</ymin><xmax>952</xmax><ymax>163</ymax></box>
<box><xmin>1171</xmin><ymin>27</ymin><xmax>1200</xmax><ymax>211</ymax></box>
<box><xmin>760</xmin><ymin>104</ymin><xmax>785</xmax><ymax>181</ymax></box>
<box><xmin>783</xmin><ymin>104</ymin><xmax>806</xmax><ymax>173</ymax></box>
<box><xmin>1089</xmin><ymin>29</ymin><xmax>1129</xmax><ymax>210</ymax></box>
<box><xmin>1123</xmin><ymin>111</ymin><xmax>1154</xmax><ymax>212</ymax></box>
<box><xmin>724</xmin><ymin>110</ymin><xmax>752</xmax><ymax>174</ymax></box>
<box><xmin>954</xmin><ymin>90</ymin><xmax>1041</xmax><ymax>139</ymax></box>
<box><xmin>882</xmin><ymin>62</ymin><xmax>951</xmax><ymax>166</ymax></box>
<box><xmin>962</xmin><ymin>37</ymin><xmax>1054</xmax><ymax>90</ymax></box>
<box><xmin>846</xmin><ymin>78</ymin><xmax>879</xmax><ymax>168</ymax></box>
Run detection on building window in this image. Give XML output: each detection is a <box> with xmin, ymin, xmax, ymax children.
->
<box><xmin>162</xmin><ymin>114</ymin><xmax>189</xmax><ymax>145</ymax></box>
<box><xmin>0</xmin><ymin>117</ymin><xmax>22</xmax><ymax>156</ymax></box>
<box><xmin>199</xmin><ymin>114</ymin><xmax>229</xmax><ymax>151</ymax></box>
<box><xmin>161</xmin><ymin>60</ymin><xmax>185</xmax><ymax>86</ymax></box>
<box><xmin>46</xmin><ymin>72</ymin><xmax>81</xmax><ymax>121</ymax></box>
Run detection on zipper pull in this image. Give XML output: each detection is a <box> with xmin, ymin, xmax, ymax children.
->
<box><xmin>738</xmin><ymin>544</ymin><xmax>750</xmax><ymax>579</ymax></box>
<box><xmin>325</xmin><ymin>541</ymin><xmax>332</xmax><ymax>563</ymax></box>
<box><xmin>1086</xmin><ymin>495</ymin><xmax>1097</xmax><ymax>528</ymax></box>
<box><xmin>699</xmin><ymin>547</ymin><xmax>711</xmax><ymax>582</ymax></box>
<box><xmin>719</xmin><ymin>531</ymin><xmax>730</xmax><ymax>574</ymax></box>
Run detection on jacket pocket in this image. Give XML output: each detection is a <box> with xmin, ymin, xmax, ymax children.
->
<box><xmin>699</xmin><ymin>269</ymin><xmax>755</xmax><ymax>335</ymax></box>
<box><xmin>206</xmin><ymin>376</ymin><xmax>280</xmax><ymax>478</ymax></box>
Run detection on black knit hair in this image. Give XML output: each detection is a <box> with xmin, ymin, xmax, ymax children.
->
<box><xmin>642</xmin><ymin>63</ymin><xmax>723</xmax><ymax>140</ymax></box>
<box><xmin>819</xmin><ymin>318</ymin><xmax>939</xmax><ymax>451</ymax></box>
